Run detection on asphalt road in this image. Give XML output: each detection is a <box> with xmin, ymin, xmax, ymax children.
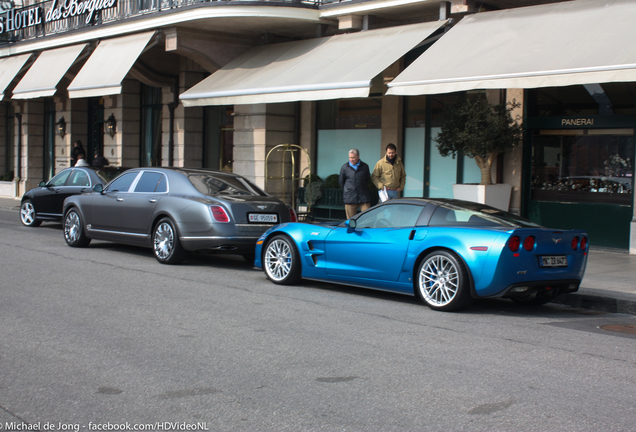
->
<box><xmin>1</xmin><ymin>208</ymin><xmax>635</xmax><ymax>432</ymax></box>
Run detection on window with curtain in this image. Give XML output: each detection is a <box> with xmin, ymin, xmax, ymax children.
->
<box><xmin>141</xmin><ymin>84</ymin><xmax>163</xmax><ymax>167</ymax></box>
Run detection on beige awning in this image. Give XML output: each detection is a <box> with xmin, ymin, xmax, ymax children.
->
<box><xmin>12</xmin><ymin>44</ymin><xmax>87</xmax><ymax>99</ymax></box>
<box><xmin>387</xmin><ymin>0</ymin><xmax>636</xmax><ymax>96</ymax></box>
<box><xmin>67</xmin><ymin>31</ymin><xmax>156</xmax><ymax>99</ymax></box>
<box><xmin>180</xmin><ymin>21</ymin><xmax>447</xmax><ymax>107</ymax></box>
<box><xmin>0</xmin><ymin>54</ymin><xmax>32</xmax><ymax>101</ymax></box>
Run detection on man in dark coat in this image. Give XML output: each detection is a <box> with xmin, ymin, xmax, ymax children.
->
<box><xmin>339</xmin><ymin>148</ymin><xmax>372</xmax><ymax>219</ymax></box>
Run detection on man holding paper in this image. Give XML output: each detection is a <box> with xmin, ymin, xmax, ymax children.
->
<box><xmin>371</xmin><ymin>143</ymin><xmax>406</xmax><ymax>201</ymax></box>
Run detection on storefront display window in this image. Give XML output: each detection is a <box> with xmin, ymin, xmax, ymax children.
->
<box><xmin>531</xmin><ymin>130</ymin><xmax>633</xmax><ymax>205</ymax></box>
<box><xmin>316</xmin><ymin>99</ymin><xmax>381</xmax><ymax>180</ymax></box>
<box><xmin>528</xmin><ymin>83</ymin><xmax>636</xmax><ymax>117</ymax></box>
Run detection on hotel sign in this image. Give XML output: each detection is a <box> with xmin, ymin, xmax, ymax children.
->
<box><xmin>0</xmin><ymin>0</ymin><xmax>118</xmax><ymax>34</ymax></box>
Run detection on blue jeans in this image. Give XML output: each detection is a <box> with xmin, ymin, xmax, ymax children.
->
<box><xmin>379</xmin><ymin>189</ymin><xmax>399</xmax><ymax>200</ymax></box>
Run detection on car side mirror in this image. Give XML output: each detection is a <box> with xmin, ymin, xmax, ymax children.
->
<box><xmin>39</xmin><ymin>181</ymin><xmax>46</xmax><ymax>187</ymax></box>
<box><xmin>93</xmin><ymin>184</ymin><xmax>104</xmax><ymax>194</ymax></box>
<box><xmin>345</xmin><ymin>219</ymin><xmax>356</xmax><ymax>229</ymax></box>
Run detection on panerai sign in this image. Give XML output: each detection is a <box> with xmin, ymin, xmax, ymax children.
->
<box><xmin>561</xmin><ymin>118</ymin><xmax>594</xmax><ymax>126</ymax></box>
<box><xmin>0</xmin><ymin>0</ymin><xmax>118</xmax><ymax>34</ymax></box>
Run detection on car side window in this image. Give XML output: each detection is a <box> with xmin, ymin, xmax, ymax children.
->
<box><xmin>355</xmin><ymin>204</ymin><xmax>423</xmax><ymax>229</ymax></box>
<box><xmin>106</xmin><ymin>172</ymin><xmax>138</xmax><ymax>193</ymax></box>
<box><xmin>48</xmin><ymin>170</ymin><xmax>72</xmax><ymax>187</ymax></box>
<box><xmin>68</xmin><ymin>169</ymin><xmax>90</xmax><ymax>187</ymax></box>
<box><xmin>134</xmin><ymin>172</ymin><xmax>167</xmax><ymax>193</ymax></box>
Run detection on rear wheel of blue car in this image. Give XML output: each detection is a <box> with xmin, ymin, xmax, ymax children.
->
<box><xmin>153</xmin><ymin>218</ymin><xmax>185</xmax><ymax>264</ymax></box>
<box><xmin>263</xmin><ymin>235</ymin><xmax>301</xmax><ymax>285</ymax></box>
<box><xmin>416</xmin><ymin>250</ymin><xmax>472</xmax><ymax>312</ymax></box>
<box><xmin>63</xmin><ymin>208</ymin><xmax>91</xmax><ymax>248</ymax></box>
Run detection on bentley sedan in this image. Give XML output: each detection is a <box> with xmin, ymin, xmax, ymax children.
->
<box><xmin>20</xmin><ymin>166</ymin><xmax>128</xmax><ymax>227</ymax></box>
<box><xmin>255</xmin><ymin>198</ymin><xmax>589</xmax><ymax>311</ymax></box>
<box><xmin>62</xmin><ymin>167</ymin><xmax>296</xmax><ymax>264</ymax></box>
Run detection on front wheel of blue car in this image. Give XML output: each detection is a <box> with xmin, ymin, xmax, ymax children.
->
<box><xmin>263</xmin><ymin>235</ymin><xmax>301</xmax><ymax>285</ymax></box>
<box><xmin>416</xmin><ymin>250</ymin><xmax>472</xmax><ymax>312</ymax></box>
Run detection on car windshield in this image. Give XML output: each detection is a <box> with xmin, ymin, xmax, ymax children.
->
<box><xmin>429</xmin><ymin>202</ymin><xmax>543</xmax><ymax>228</ymax></box>
<box><xmin>188</xmin><ymin>173</ymin><xmax>267</xmax><ymax>197</ymax></box>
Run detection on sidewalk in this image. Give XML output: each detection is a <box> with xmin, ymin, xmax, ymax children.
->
<box><xmin>1</xmin><ymin>196</ymin><xmax>635</xmax><ymax>315</ymax></box>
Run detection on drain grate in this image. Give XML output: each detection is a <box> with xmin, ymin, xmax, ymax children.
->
<box><xmin>599</xmin><ymin>324</ymin><xmax>636</xmax><ymax>335</ymax></box>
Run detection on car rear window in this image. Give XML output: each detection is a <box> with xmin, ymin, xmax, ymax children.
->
<box><xmin>188</xmin><ymin>173</ymin><xmax>267</xmax><ymax>197</ymax></box>
<box><xmin>429</xmin><ymin>204</ymin><xmax>542</xmax><ymax>228</ymax></box>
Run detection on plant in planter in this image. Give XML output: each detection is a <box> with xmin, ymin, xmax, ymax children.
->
<box><xmin>436</xmin><ymin>94</ymin><xmax>522</xmax><ymax>185</ymax></box>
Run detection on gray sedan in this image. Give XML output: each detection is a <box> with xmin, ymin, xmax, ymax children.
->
<box><xmin>62</xmin><ymin>167</ymin><xmax>296</xmax><ymax>264</ymax></box>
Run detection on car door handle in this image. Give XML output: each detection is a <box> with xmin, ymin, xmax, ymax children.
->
<box><xmin>149</xmin><ymin>199</ymin><xmax>157</xmax><ymax>203</ymax></box>
<box><xmin>116</xmin><ymin>197</ymin><xmax>124</xmax><ymax>202</ymax></box>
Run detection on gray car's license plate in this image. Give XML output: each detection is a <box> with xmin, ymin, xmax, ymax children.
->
<box><xmin>541</xmin><ymin>255</ymin><xmax>567</xmax><ymax>267</ymax></box>
<box><xmin>248</xmin><ymin>213</ymin><xmax>278</xmax><ymax>223</ymax></box>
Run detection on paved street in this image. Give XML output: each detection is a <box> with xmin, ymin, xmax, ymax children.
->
<box><xmin>0</xmin><ymin>207</ymin><xmax>635</xmax><ymax>431</ymax></box>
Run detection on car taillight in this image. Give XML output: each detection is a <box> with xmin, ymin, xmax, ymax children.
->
<box><xmin>571</xmin><ymin>236</ymin><xmax>579</xmax><ymax>250</ymax></box>
<box><xmin>523</xmin><ymin>236</ymin><xmax>535</xmax><ymax>251</ymax></box>
<box><xmin>580</xmin><ymin>237</ymin><xmax>588</xmax><ymax>251</ymax></box>
<box><xmin>210</xmin><ymin>205</ymin><xmax>230</xmax><ymax>223</ymax></box>
<box><xmin>508</xmin><ymin>236</ymin><xmax>521</xmax><ymax>252</ymax></box>
<box><xmin>289</xmin><ymin>207</ymin><xmax>297</xmax><ymax>222</ymax></box>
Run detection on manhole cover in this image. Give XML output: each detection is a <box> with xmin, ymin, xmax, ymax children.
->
<box><xmin>599</xmin><ymin>324</ymin><xmax>636</xmax><ymax>335</ymax></box>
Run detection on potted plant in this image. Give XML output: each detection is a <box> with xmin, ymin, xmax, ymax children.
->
<box><xmin>436</xmin><ymin>94</ymin><xmax>522</xmax><ymax>210</ymax></box>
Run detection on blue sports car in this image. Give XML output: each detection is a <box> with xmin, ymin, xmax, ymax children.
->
<box><xmin>254</xmin><ymin>198</ymin><xmax>588</xmax><ymax>311</ymax></box>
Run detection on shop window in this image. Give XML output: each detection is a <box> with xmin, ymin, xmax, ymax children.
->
<box><xmin>531</xmin><ymin>129</ymin><xmax>634</xmax><ymax>205</ymax></box>
<box><xmin>528</xmin><ymin>83</ymin><xmax>636</xmax><ymax>117</ymax></box>
<box><xmin>141</xmin><ymin>84</ymin><xmax>162</xmax><ymax>167</ymax></box>
<box><xmin>316</xmin><ymin>99</ymin><xmax>381</xmax><ymax>180</ymax></box>
<box><xmin>317</xmin><ymin>99</ymin><xmax>381</xmax><ymax>130</ymax></box>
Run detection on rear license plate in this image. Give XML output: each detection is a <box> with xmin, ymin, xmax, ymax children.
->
<box><xmin>248</xmin><ymin>213</ymin><xmax>278</xmax><ymax>223</ymax></box>
<box><xmin>541</xmin><ymin>255</ymin><xmax>567</xmax><ymax>267</ymax></box>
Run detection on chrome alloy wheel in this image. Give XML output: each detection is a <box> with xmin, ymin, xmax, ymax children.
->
<box><xmin>419</xmin><ymin>254</ymin><xmax>460</xmax><ymax>307</ymax></box>
<box><xmin>20</xmin><ymin>202</ymin><xmax>36</xmax><ymax>225</ymax></box>
<box><xmin>154</xmin><ymin>222</ymin><xmax>175</xmax><ymax>260</ymax></box>
<box><xmin>264</xmin><ymin>238</ymin><xmax>292</xmax><ymax>282</ymax></box>
<box><xmin>64</xmin><ymin>211</ymin><xmax>82</xmax><ymax>244</ymax></box>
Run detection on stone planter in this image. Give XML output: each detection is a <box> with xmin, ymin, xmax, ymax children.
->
<box><xmin>452</xmin><ymin>183</ymin><xmax>513</xmax><ymax>211</ymax></box>
<box><xmin>0</xmin><ymin>180</ymin><xmax>18</xmax><ymax>198</ymax></box>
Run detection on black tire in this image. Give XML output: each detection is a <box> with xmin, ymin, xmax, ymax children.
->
<box><xmin>263</xmin><ymin>235</ymin><xmax>301</xmax><ymax>285</ymax></box>
<box><xmin>20</xmin><ymin>200</ymin><xmax>42</xmax><ymax>227</ymax></box>
<box><xmin>153</xmin><ymin>218</ymin><xmax>185</xmax><ymax>264</ymax></box>
<box><xmin>63</xmin><ymin>208</ymin><xmax>91</xmax><ymax>247</ymax></box>
<box><xmin>415</xmin><ymin>250</ymin><xmax>472</xmax><ymax>312</ymax></box>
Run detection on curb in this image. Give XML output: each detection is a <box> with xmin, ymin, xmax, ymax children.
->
<box><xmin>554</xmin><ymin>289</ymin><xmax>636</xmax><ymax>315</ymax></box>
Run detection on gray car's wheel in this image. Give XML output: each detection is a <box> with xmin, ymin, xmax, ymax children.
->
<box><xmin>20</xmin><ymin>200</ymin><xmax>41</xmax><ymax>227</ymax></box>
<box><xmin>263</xmin><ymin>235</ymin><xmax>301</xmax><ymax>285</ymax></box>
<box><xmin>153</xmin><ymin>218</ymin><xmax>185</xmax><ymax>264</ymax></box>
<box><xmin>63</xmin><ymin>208</ymin><xmax>91</xmax><ymax>247</ymax></box>
<box><xmin>416</xmin><ymin>250</ymin><xmax>472</xmax><ymax>311</ymax></box>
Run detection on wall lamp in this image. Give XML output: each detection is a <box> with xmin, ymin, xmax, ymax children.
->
<box><xmin>106</xmin><ymin>114</ymin><xmax>117</xmax><ymax>138</ymax></box>
<box><xmin>56</xmin><ymin>116</ymin><xmax>66</xmax><ymax>138</ymax></box>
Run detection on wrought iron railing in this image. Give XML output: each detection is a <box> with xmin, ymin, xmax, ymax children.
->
<box><xmin>0</xmin><ymin>0</ymin><xmax>330</xmax><ymax>44</ymax></box>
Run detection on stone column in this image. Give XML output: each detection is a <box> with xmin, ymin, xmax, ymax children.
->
<box><xmin>233</xmin><ymin>103</ymin><xmax>296</xmax><ymax>203</ymax></box>
<box><xmin>102</xmin><ymin>79</ymin><xmax>141</xmax><ymax>167</ymax></box>
<box><xmin>381</xmin><ymin>60</ymin><xmax>403</xmax><ymax>159</ymax></box>
<box><xmin>173</xmin><ymin>71</ymin><xmax>205</xmax><ymax>167</ymax></box>
<box><xmin>504</xmin><ymin>88</ymin><xmax>524</xmax><ymax>215</ymax></box>
<box><xmin>14</xmin><ymin>99</ymin><xmax>44</xmax><ymax>194</ymax></box>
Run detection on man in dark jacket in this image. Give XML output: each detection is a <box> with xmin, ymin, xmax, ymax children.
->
<box><xmin>339</xmin><ymin>148</ymin><xmax>372</xmax><ymax>219</ymax></box>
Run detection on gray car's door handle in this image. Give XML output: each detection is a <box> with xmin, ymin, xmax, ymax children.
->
<box><xmin>116</xmin><ymin>197</ymin><xmax>124</xmax><ymax>202</ymax></box>
<box><xmin>149</xmin><ymin>199</ymin><xmax>157</xmax><ymax>203</ymax></box>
